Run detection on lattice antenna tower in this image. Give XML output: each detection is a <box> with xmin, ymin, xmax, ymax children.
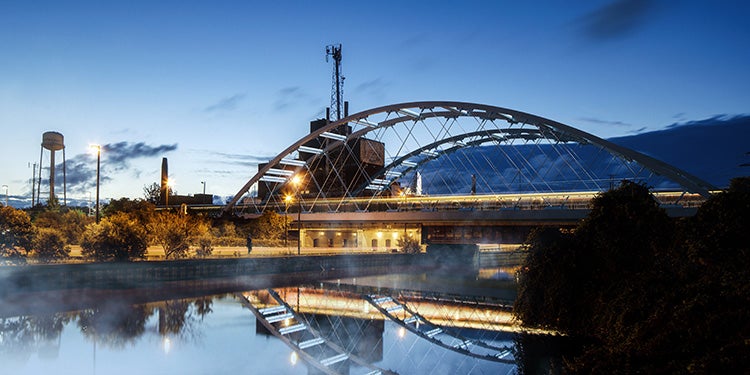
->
<box><xmin>325</xmin><ymin>44</ymin><xmax>344</xmax><ymax>121</ymax></box>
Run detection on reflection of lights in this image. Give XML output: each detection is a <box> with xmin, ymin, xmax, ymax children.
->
<box><xmin>376</xmin><ymin>232</ymin><xmax>383</xmax><ymax>238</ymax></box>
<box><xmin>398</xmin><ymin>327</ymin><xmax>406</xmax><ymax>339</ymax></box>
<box><xmin>392</xmin><ymin>232</ymin><xmax>398</xmax><ymax>239</ymax></box>
<box><xmin>290</xmin><ymin>351</ymin><xmax>298</xmax><ymax>366</ymax></box>
<box><xmin>363</xmin><ymin>301</ymin><xmax>370</xmax><ymax>313</ymax></box>
<box><xmin>283</xmin><ymin>318</ymin><xmax>292</xmax><ymax>327</ymax></box>
<box><xmin>162</xmin><ymin>337</ymin><xmax>172</xmax><ymax>354</ymax></box>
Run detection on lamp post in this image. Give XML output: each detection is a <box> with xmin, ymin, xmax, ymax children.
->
<box><xmin>284</xmin><ymin>194</ymin><xmax>292</xmax><ymax>249</ymax></box>
<box><xmin>2</xmin><ymin>185</ymin><xmax>8</xmax><ymax>206</ymax></box>
<box><xmin>201</xmin><ymin>181</ymin><xmax>206</xmax><ymax>194</ymax></box>
<box><xmin>90</xmin><ymin>145</ymin><xmax>101</xmax><ymax>223</ymax></box>
<box><xmin>290</xmin><ymin>174</ymin><xmax>303</xmax><ymax>255</ymax></box>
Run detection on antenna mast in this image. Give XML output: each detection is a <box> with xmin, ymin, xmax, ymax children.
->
<box><xmin>325</xmin><ymin>44</ymin><xmax>344</xmax><ymax>121</ymax></box>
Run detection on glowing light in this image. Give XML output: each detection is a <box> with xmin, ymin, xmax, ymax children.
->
<box><xmin>88</xmin><ymin>144</ymin><xmax>101</xmax><ymax>155</ymax></box>
<box><xmin>290</xmin><ymin>174</ymin><xmax>303</xmax><ymax>186</ymax></box>
<box><xmin>162</xmin><ymin>337</ymin><xmax>172</xmax><ymax>354</ymax></box>
<box><xmin>290</xmin><ymin>351</ymin><xmax>298</xmax><ymax>366</ymax></box>
<box><xmin>376</xmin><ymin>232</ymin><xmax>383</xmax><ymax>238</ymax></box>
<box><xmin>398</xmin><ymin>327</ymin><xmax>406</xmax><ymax>339</ymax></box>
<box><xmin>392</xmin><ymin>232</ymin><xmax>398</xmax><ymax>239</ymax></box>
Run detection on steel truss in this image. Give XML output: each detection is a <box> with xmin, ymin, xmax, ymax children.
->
<box><xmin>225</xmin><ymin>101</ymin><xmax>715</xmax><ymax>215</ymax></box>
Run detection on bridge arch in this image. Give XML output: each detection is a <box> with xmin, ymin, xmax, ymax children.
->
<box><xmin>224</xmin><ymin>101</ymin><xmax>714</xmax><ymax>214</ymax></box>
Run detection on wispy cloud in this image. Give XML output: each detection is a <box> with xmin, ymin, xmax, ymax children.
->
<box><xmin>580</xmin><ymin>117</ymin><xmax>635</xmax><ymax>127</ymax></box>
<box><xmin>204</xmin><ymin>93</ymin><xmax>246</xmax><ymax>112</ymax></box>
<box><xmin>354</xmin><ymin>78</ymin><xmax>388</xmax><ymax>101</ymax></box>
<box><xmin>204</xmin><ymin>151</ymin><xmax>274</xmax><ymax>168</ymax></box>
<box><xmin>274</xmin><ymin>86</ymin><xmax>316</xmax><ymax>111</ymax></box>
<box><xmin>580</xmin><ymin>0</ymin><xmax>657</xmax><ymax>41</ymax></box>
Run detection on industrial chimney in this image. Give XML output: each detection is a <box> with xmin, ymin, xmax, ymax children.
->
<box><xmin>160</xmin><ymin>157</ymin><xmax>168</xmax><ymax>205</ymax></box>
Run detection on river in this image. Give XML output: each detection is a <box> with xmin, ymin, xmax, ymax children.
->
<box><xmin>0</xmin><ymin>267</ymin><xmax>521</xmax><ymax>375</ymax></box>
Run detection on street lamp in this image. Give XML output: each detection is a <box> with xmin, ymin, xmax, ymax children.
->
<box><xmin>90</xmin><ymin>145</ymin><xmax>101</xmax><ymax>223</ymax></box>
<box><xmin>2</xmin><ymin>185</ymin><xmax>8</xmax><ymax>206</ymax></box>
<box><xmin>284</xmin><ymin>194</ymin><xmax>292</xmax><ymax>249</ymax></box>
<box><xmin>201</xmin><ymin>181</ymin><xmax>206</xmax><ymax>194</ymax></box>
<box><xmin>290</xmin><ymin>174</ymin><xmax>303</xmax><ymax>255</ymax></box>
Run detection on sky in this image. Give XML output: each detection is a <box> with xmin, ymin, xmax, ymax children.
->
<box><xmin>1</xmin><ymin>0</ymin><xmax>749</xmax><ymax>207</ymax></box>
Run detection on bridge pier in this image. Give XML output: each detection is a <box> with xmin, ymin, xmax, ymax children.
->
<box><xmin>426</xmin><ymin>243</ymin><xmax>480</xmax><ymax>274</ymax></box>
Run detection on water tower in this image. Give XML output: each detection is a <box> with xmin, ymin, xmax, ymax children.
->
<box><xmin>38</xmin><ymin>131</ymin><xmax>67</xmax><ymax>205</ymax></box>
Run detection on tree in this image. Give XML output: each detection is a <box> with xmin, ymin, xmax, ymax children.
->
<box><xmin>514</xmin><ymin>227</ymin><xmax>579</xmax><ymax>333</ymax></box>
<box><xmin>248</xmin><ymin>211</ymin><xmax>288</xmax><ymax>245</ymax></box>
<box><xmin>103</xmin><ymin>197</ymin><xmax>155</xmax><ymax>225</ymax></box>
<box><xmin>195</xmin><ymin>236</ymin><xmax>214</xmax><ymax>257</ymax></box>
<box><xmin>143</xmin><ymin>182</ymin><xmax>161</xmax><ymax>205</ymax></box>
<box><xmin>664</xmin><ymin>177</ymin><xmax>750</xmax><ymax>373</ymax></box>
<box><xmin>514</xmin><ymin>179</ymin><xmax>750</xmax><ymax>373</ymax></box>
<box><xmin>0</xmin><ymin>205</ymin><xmax>34</xmax><ymax>260</ymax></box>
<box><xmin>80</xmin><ymin>212</ymin><xmax>148</xmax><ymax>261</ymax></box>
<box><xmin>33</xmin><ymin>208</ymin><xmax>92</xmax><ymax>245</ymax></box>
<box><xmin>148</xmin><ymin>212</ymin><xmax>209</xmax><ymax>259</ymax></box>
<box><xmin>32</xmin><ymin>228</ymin><xmax>70</xmax><ymax>262</ymax></box>
<box><xmin>397</xmin><ymin>236</ymin><xmax>421</xmax><ymax>253</ymax></box>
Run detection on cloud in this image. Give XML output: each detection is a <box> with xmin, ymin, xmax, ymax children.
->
<box><xmin>102</xmin><ymin>142</ymin><xmax>178</xmax><ymax>168</ymax></box>
<box><xmin>580</xmin><ymin>0</ymin><xmax>656</xmax><ymax>40</ymax></box>
<box><xmin>51</xmin><ymin>142</ymin><xmax>177</xmax><ymax>194</ymax></box>
<box><xmin>274</xmin><ymin>86</ymin><xmax>312</xmax><ymax>111</ymax></box>
<box><xmin>580</xmin><ymin>116</ymin><xmax>634</xmax><ymax>127</ymax></box>
<box><xmin>204</xmin><ymin>93</ymin><xmax>246</xmax><ymax>112</ymax></box>
<box><xmin>353</xmin><ymin>78</ymin><xmax>388</xmax><ymax>101</ymax></box>
<box><xmin>204</xmin><ymin>151</ymin><xmax>274</xmax><ymax>168</ymax></box>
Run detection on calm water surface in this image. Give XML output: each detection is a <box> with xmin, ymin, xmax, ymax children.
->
<box><xmin>1</xmin><ymin>269</ymin><xmax>519</xmax><ymax>375</ymax></box>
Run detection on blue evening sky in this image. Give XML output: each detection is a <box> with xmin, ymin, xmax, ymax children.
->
<box><xmin>1</xmin><ymin>1</ymin><xmax>748</xmax><ymax>205</ymax></box>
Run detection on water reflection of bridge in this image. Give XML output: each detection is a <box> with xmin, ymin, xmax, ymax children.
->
<box><xmin>240</xmin><ymin>278</ymin><xmax>518</xmax><ymax>374</ymax></box>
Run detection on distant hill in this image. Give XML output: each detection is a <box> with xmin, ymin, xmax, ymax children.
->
<box><xmin>406</xmin><ymin>115</ymin><xmax>750</xmax><ymax>195</ymax></box>
<box><xmin>609</xmin><ymin>115</ymin><xmax>750</xmax><ymax>189</ymax></box>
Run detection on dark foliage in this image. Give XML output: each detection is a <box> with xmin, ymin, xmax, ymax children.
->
<box><xmin>514</xmin><ymin>178</ymin><xmax>750</xmax><ymax>373</ymax></box>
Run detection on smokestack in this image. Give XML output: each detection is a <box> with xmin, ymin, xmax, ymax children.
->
<box><xmin>161</xmin><ymin>157</ymin><xmax>168</xmax><ymax>205</ymax></box>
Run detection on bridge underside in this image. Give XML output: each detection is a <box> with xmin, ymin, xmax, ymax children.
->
<box><xmin>288</xmin><ymin>201</ymin><xmax>697</xmax><ymax>249</ymax></box>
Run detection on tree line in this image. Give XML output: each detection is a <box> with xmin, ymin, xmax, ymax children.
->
<box><xmin>514</xmin><ymin>178</ymin><xmax>750</xmax><ymax>373</ymax></box>
<box><xmin>0</xmin><ymin>191</ymin><xmax>291</xmax><ymax>263</ymax></box>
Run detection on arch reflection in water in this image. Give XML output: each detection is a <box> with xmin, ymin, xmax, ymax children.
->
<box><xmin>240</xmin><ymin>281</ymin><xmax>517</xmax><ymax>374</ymax></box>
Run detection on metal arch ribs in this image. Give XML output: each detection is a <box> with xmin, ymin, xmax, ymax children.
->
<box><xmin>223</xmin><ymin>101</ymin><xmax>716</xmax><ymax>213</ymax></box>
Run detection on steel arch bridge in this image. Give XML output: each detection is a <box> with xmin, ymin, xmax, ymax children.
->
<box><xmin>224</xmin><ymin>101</ymin><xmax>714</xmax><ymax>215</ymax></box>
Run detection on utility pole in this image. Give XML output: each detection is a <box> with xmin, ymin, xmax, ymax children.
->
<box><xmin>29</xmin><ymin>162</ymin><xmax>36</xmax><ymax>207</ymax></box>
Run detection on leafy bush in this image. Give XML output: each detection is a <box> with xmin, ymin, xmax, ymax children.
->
<box><xmin>195</xmin><ymin>236</ymin><xmax>214</xmax><ymax>257</ymax></box>
<box><xmin>81</xmin><ymin>212</ymin><xmax>148</xmax><ymax>261</ymax></box>
<box><xmin>32</xmin><ymin>227</ymin><xmax>70</xmax><ymax>262</ymax></box>
<box><xmin>0</xmin><ymin>205</ymin><xmax>34</xmax><ymax>260</ymax></box>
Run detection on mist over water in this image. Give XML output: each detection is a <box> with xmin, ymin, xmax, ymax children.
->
<box><xmin>0</xmin><ymin>270</ymin><xmax>519</xmax><ymax>374</ymax></box>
